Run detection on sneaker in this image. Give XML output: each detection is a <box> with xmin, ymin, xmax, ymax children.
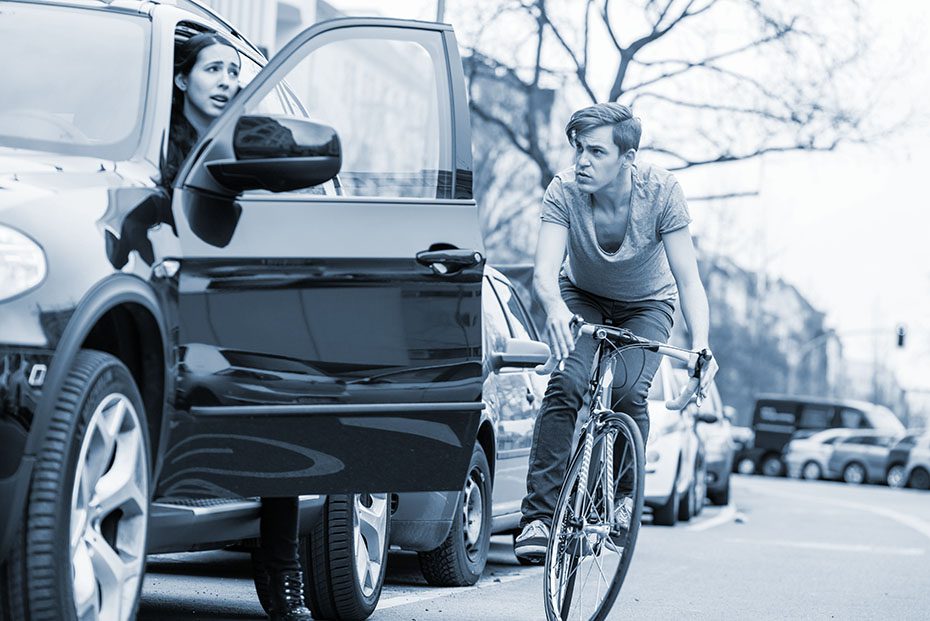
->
<box><xmin>610</xmin><ymin>496</ymin><xmax>634</xmax><ymax>548</ymax></box>
<box><xmin>514</xmin><ymin>519</ymin><xmax>550</xmax><ymax>562</ymax></box>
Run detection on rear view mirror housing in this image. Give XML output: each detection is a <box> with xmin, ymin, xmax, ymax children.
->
<box><xmin>491</xmin><ymin>338</ymin><xmax>550</xmax><ymax>371</ymax></box>
<box><xmin>697</xmin><ymin>412</ymin><xmax>719</xmax><ymax>424</ymax></box>
<box><xmin>206</xmin><ymin>115</ymin><xmax>342</xmax><ymax>193</ymax></box>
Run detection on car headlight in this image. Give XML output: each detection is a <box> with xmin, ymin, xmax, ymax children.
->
<box><xmin>0</xmin><ymin>225</ymin><xmax>47</xmax><ymax>301</ymax></box>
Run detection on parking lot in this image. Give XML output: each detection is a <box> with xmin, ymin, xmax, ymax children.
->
<box><xmin>140</xmin><ymin>475</ymin><xmax>930</xmax><ymax>620</ymax></box>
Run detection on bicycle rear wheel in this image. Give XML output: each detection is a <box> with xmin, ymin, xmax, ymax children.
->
<box><xmin>543</xmin><ymin>411</ymin><xmax>645</xmax><ymax>621</ymax></box>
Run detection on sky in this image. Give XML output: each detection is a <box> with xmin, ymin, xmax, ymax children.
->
<box><xmin>326</xmin><ymin>1</ymin><xmax>930</xmax><ymax>392</ymax></box>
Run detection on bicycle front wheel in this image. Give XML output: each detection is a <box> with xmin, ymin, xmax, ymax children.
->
<box><xmin>543</xmin><ymin>411</ymin><xmax>645</xmax><ymax>621</ymax></box>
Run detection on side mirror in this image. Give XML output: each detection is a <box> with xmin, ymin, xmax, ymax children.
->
<box><xmin>696</xmin><ymin>412</ymin><xmax>719</xmax><ymax>424</ymax></box>
<box><xmin>206</xmin><ymin>115</ymin><xmax>342</xmax><ymax>193</ymax></box>
<box><xmin>491</xmin><ymin>338</ymin><xmax>550</xmax><ymax>371</ymax></box>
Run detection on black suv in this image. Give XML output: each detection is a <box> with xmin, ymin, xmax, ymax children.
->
<box><xmin>0</xmin><ymin>2</ymin><xmax>487</xmax><ymax>619</ymax></box>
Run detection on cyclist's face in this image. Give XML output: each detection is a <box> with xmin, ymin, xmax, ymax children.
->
<box><xmin>572</xmin><ymin>125</ymin><xmax>630</xmax><ymax>193</ymax></box>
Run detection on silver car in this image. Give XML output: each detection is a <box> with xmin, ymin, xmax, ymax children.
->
<box><xmin>784</xmin><ymin>428</ymin><xmax>858</xmax><ymax>480</ymax></box>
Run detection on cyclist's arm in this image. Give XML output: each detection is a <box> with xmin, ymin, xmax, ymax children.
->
<box><xmin>534</xmin><ymin>221</ymin><xmax>574</xmax><ymax>360</ymax></box>
<box><xmin>663</xmin><ymin>226</ymin><xmax>718</xmax><ymax>384</ymax></box>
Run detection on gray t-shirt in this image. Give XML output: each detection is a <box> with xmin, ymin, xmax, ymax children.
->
<box><xmin>540</xmin><ymin>162</ymin><xmax>691</xmax><ymax>302</ymax></box>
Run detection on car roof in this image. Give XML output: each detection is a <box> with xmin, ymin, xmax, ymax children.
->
<box><xmin>754</xmin><ymin>393</ymin><xmax>879</xmax><ymax>412</ymax></box>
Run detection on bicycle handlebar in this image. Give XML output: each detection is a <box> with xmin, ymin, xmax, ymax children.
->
<box><xmin>534</xmin><ymin>318</ymin><xmax>713</xmax><ymax>410</ymax></box>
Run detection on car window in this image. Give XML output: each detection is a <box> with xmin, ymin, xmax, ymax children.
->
<box><xmin>798</xmin><ymin>405</ymin><xmax>832</xmax><ymax>429</ymax></box>
<box><xmin>482</xmin><ymin>278</ymin><xmax>509</xmax><ymax>355</ymax></box>
<box><xmin>822</xmin><ymin>436</ymin><xmax>843</xmax><ymax>445</ymax></box>
<box><xmin>839</xmin><ymin>408</ymin><xmax>866</xmax><ymax>429</ymax></box>
<box><xmin>246</xmin><ymin>27</ymin><xmax>453</xmax><ymax>199</ymax></box>
<box><xmin>757</xmin><ymin>403</ymin><xmax>796</xmax><ymax>425</ymax></box>
<box><xmin>0</xmin><ymin>4</ymin><xmax>148</xmax><ymax>159</ymax></box>
<box><xmin>490</xmin><ymin>277</ymin><xmax>539</xmax><ymax>341</ymax></box>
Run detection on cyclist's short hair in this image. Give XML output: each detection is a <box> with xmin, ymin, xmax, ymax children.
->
<box><xmin>565</xmin><ymin>103</ymin><xmax>641</xmax><ymax>154</ymax></box>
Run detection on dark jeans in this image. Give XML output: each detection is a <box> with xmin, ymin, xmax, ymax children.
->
<box><xmin>258</xmin><ymin>496</ymin><xmax>301</xmax><ymax>573</ymax></box>
<box><xmin>521</xmin><ymin>278</ymin><xmax>674</xmax><ymax>527</ymax></box>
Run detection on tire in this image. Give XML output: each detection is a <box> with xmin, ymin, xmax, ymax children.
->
<box><xmin>304</xmin><ymin>493</ymin><xmax>391</xmax><ymax>621</ymax></box>
<box><xmin>801</xmin><ymin>461</ymin><xmax>822</xmax><ymax>481</ymax></box>
<box><xmin>909</xmin><ymin>467</ymin><xmax>930</xmax><ymax>491</ymax></box>
<box><xmin>761</xmin><ymin>454</ymin><xmax>784</xmax><ymax>477</ymax></box>
<box><xmin>693</xmin><ymin>459</ymin><xmax>707</xmax><ymax>518</ymax></box>
<box><xmin>543</xmin><ymin>411</ymin><xmax>645</xmax><ymax>621</ymax></box>
<box><xmin>1</xmin><ymin>350</ymin><xmax>150</xmax><ymax>621</ymax></box>
<box><xmin>842</xmin><ymin>462</ymin><xmax>867</xmax><ymax>485</ymax></box>
<box><xmin>677</xmin><ymin>479</ymin><xmax>695</xmax><ymax>522</ymax></box>
<box><xmin>652</xmin><ymin>465</ymin><xmax>680</xmax><ymax>527</ymax></box>
<box><xmin>707</xmin><ymin>475</ymin><xmax>731</xmax><ymax>506</ymax></box>
<box><xmin>886</xmin><ymin>464</ymin><xmax>906</xmax><ymax>488</ymax></box>
<box><xmin>418</xmin><ymin>444</ymin><xmax>492</xmax><ymax>587</ymax></box>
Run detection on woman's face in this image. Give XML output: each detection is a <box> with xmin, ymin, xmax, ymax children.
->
<box><xmin>178</xmin><ymin>43</ymin><xmax>240</xmax><ymax>119</ymax></box>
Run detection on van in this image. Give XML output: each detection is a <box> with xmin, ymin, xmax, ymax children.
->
<box><xmin>736</xmin><ymin>394</ymin><xmax>905</xmax><ymax>476</ymax></box>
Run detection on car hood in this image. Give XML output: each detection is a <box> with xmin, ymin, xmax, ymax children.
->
<box><xmin>0</xmin><ymin>148</ymin><xmax>123</xmax><ymax>211</ymax></box>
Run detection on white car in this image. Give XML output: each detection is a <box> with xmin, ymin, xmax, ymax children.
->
<box><xmin>903</xmin><ymin>434</ymin><xmax>930</xmax><ymax>490</ymax></box>
<box><xmin>644</xmin><ymin>359</ymin><xmax>707</xmax><ymax>526</ymax></box>
<box><xmin>784</xmin><ymin>428</ymin><xmax>858</xmax><ymax>480</ymax></box>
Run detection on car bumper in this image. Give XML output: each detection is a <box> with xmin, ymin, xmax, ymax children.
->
<box><xmin>645</xmin><ymin>432</ymin><xmax>680</xmax><ymax>504</ymax></box>
<box><xmin>390</xmin><ymin>490</ymin><xmax>460</xmax><ymax>551</ymax></box>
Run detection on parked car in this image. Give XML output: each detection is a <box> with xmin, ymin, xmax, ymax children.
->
<box><xmin>731</xmin><ymin>425</ymin><xmax>756</xmax><ymax>474</ymax></box>
<box><xmin>740</xmin><ymin>394</ymin><xmax>905</xmax><ymax>477</ymax></box>
<box><xmin>904</xmin><ymin>434</ymin><xmax>930</xmax><ymax>490</ymax></box>
<box><xmin>673</xmin><ymin>369</ymin><xmax>733</xmax><ymax>506</ymax></box>
<box><xmin>0</xmin><ymin>3</ymin><xmax>488</xmax><ymax>619</ymax></box>
<box><xmin>826</xmin><ymin>432</ymin><xmax>903</xmax><ymax>484</ymax></box>
<box><xmin>389</xmin><ymin>267</ymin><xmax>550</xmax><ymax>584</ymax></box>
<box><xmin>885</xmin><ymin>433</ymin><xmax>927</xmax><ymax>488</ymax></box>
<box><xmin>784</xmin><ymin>428</ymin><xmax>857</xmax><ymax>480</ymax></box>
<box><xmin>645</xmin><ymin>359</ymin><xmax>714</xmax><ymax>525</ymax></box>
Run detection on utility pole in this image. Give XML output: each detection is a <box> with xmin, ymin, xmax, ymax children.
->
<box><xmin>436</xmin><ymin>0</ymin><xmax>445</xmax><ymax>22</ymax></box>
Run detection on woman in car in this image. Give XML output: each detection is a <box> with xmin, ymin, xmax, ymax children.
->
<box><xmin>167</xmin><ymin>32</ymin><xmax>312</xmax><ymax>621</ymax></box>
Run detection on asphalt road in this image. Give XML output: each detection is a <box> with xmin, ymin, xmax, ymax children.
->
<box><xmin>140</xmin><ymin>475</ymin><xmax>930</xmax><ymax>620</ymax></box>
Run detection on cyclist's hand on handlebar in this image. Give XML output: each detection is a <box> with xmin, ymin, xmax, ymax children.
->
<box><xmin>544</xmin><ymin>303</ymin><xmax>577</xmax><ymax>362</ymax></box>
<box><xmin>665</xmin><ymin>348</ymin><xmax>716</xmax><ymax>410</ymax></box>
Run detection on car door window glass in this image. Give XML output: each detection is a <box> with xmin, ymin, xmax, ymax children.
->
<box><xmin>839</xmin><ymin>408</ymin><xmax>865</xmax><ymax>429</ymax></box>
<box><xmin>798</xmin><ymin>405</ymin><xmax>831</xmax><ymax>429</ymax></box>
<box><xmin>482</xmin><ymin>278</ymin><xmax>510</xmax><ymax>354</ymax></box>
<box><xmin>243</xmin><ymin>27</ymin><xmax>452</xmax><ymax>199</ymax></box>
<box><xmin>490</xmin><ymin>278</ymin><xmax>538</xmax><ymax>341</ymax></box>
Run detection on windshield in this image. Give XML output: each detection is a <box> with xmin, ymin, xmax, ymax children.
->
<box><xmin>0</xmin><ymin>4</ymin><xmax>148</xmax><ymax>159</ymax></box>
<box><xmin>867</xmin><ymin>405</ymin><xmax>905</xmax><ymax>433</ymax></box>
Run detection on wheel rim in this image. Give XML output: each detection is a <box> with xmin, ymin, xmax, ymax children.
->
<box><xmin>844</xmin><ymin>464</ymin><xmax>865</xmax><ymax>485</ymax></box>
<box><xmin>462</xmin><ymin>469</ymin><xmax>485</xmax><ymax>560</ymax></box>
<box><xmin>737</xmin><ymin>459</ymin><xmax>755</xmax><ymax>475</ymax></box>
<box><xmin>887</xmin><ymin>466</ymin><xmax>905</xmax><ymax>488</ymax></box>
<box><xmin>803</xmin><ymin>463</ymin><xmax>820</xmax><ymax>480</ymax></box>
<box><xmin>762</xmin><ymin>458</ymin><xmax>782</xmax><ymax>476</ymax></box>
<box><xmin>545</xmin><ymin>428</ymin><xmax>639</xmax><ymax>620</ymax></box>
<box><xmin>354</xmin><ymin>493</ymin><xmax>388</xmax><ymax>598</ymax></box>
<box><xmin>694</xmin><ymin>464</ymin><xmax>706</xmax><ymax>513</ymax></box>
<box><xmin>70</xmin><ymin>393</ymin><xmax>148</xmax><ymax>621</ymax></box>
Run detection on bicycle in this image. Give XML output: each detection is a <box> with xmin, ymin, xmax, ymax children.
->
<box><xmin>536</xmin><ymin>317</ymin><xmax>713</xmax><ymax>621</ymax></box>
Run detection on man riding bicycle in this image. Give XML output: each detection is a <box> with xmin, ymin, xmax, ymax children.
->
<box><xmin>514</xmin><ymin>102</ymin><xmax>719</xmax><ymax>562</ymax></box>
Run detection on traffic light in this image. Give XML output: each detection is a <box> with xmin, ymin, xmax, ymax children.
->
<box><xmin>896</xmin><ymin>324</ymin><xmax>906</xmax><ymax>348</ymax></box>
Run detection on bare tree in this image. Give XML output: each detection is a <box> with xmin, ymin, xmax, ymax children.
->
<box><xmin>456</xmin><ymin>0</ymin><xmax>894</xmax><ymax>200</ymax></box>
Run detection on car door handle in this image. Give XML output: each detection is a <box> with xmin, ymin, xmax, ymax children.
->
<box><xmin>416</xmin><ymin>248</ymin><xmax>484</xmax><ymax>275</ymax></box>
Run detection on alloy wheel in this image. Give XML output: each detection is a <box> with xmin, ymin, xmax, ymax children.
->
<box><xmin>70</xmin><ymin>393</ymin><xmax>149</xmax><ymax>621</ymax></box>
<box><xmin>353</xmin><ymin>493</ymin><xmax>389</xmax><ymax>598</ymax></box>
<box><xmin>802</xmin><ymin>462</ymin><xmax>822</xmax><ymax>480</ymax></box>
<box><xmin>886</xmin><ymin>465</ymin><xmax>906</xmax><ymax>488</ymax></box>
<box><xmin>843</xmin><ymin>463</ymin><xmax>866</xmax><ymax>485</ymax></box>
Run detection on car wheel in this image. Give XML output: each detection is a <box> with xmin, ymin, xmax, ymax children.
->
<box><xmin>842</xmin><ymin>462</ymin><xmax>867</xmax><ymax>485</ymax></box>
<box><xmin>652</xmin><ymin>480</ymin><xmax>679</xmax><ymax>527</ymax></box>
<box><xmin>677</xmin><ymin>478</ymin><xmax>695</xmax><ymax>522</ymax></box>
<box><xmin>304</xmin><ymin>493</ymin><xmax>391</xmax><ymax>620</ymax></box>
<box><xmin>909</xmin><ymin>467</ymin><xmax>930</xmax><ymax>491</ymax></box>
<box><xmin>736</xmin><ymin>457</ymin><xmax>756</xmax><ymax>475</ymax></box>
<box><xmin>708</xmin><ymin>475</ymin><xmax>731</xmax><ymax>506</ymax></box>
<box><xmin>418</xmin><ymin>444</ymin><xmax>492</xmax><ymax>586</ymax></box>
<box><xmin>693</xmin><ymin>460</ymin><xmax>707</xmax><ymax>517</ymax></box>
<box><xmin>886</xmin><ymin>464</ymin><xmax>906</xmax><ymax>488</ymax></box>
<box><xmin>761</xmin><ymin>455</ymin><xmax>784</xmax><ymax>477</ymax></box>
<box><xmin>801</xmin><ymin>461</ymin><xmax>822</xmax><ymax>481</ymax></box>
<box><xmin>0</xmin><ymin>350</ymin><xmax>150</xmax><ymax>621</ymax></box>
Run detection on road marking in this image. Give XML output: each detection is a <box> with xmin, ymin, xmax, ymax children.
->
<box><xmin>378</xmin><ymin>573</ymin><xmax>534</xmax><ymax>610</ymax></box>
<box><xmin>744</xmin><ymin>483</ymin><xmax>930</xmax><ymax>542</ymax></box>
<box><xmin>725</xmin><ymin>537</ymin><xmax>925</xmax><ymax>557</ymax></box>
<box><xmin>684</xmin><ymin>503</ymin><xmax>738</xmax><ymax>532</ymax></box>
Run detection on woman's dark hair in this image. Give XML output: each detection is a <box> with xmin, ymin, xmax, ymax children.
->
<box><xmin>163</xmin><ymin>32</ymin><xmax>238</xmax><ymax>187</ymax></box>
